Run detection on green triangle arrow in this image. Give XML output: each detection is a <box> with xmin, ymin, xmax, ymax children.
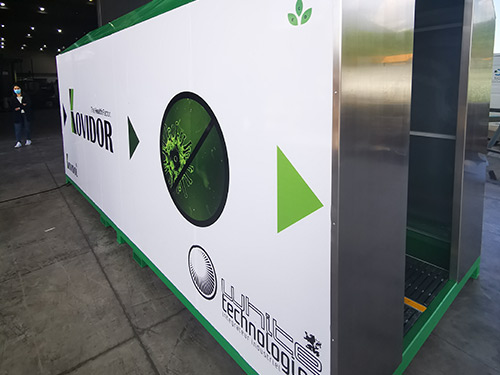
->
<box><xmin>277</xmin><ymin>146</ymin><xmax>323</xmax><ymax>233</ymax></box>
<box><xmin>128</xmin><ymin>117</ymin><xmax>140</xmax><ymax>159</ymax></box>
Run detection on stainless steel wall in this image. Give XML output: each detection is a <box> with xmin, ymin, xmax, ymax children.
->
<box><xmin>331</xmin><ymin>0</ymin><xmax>415</xmax><ymax>373</ymax></box>
<box><xmin>451</xmin><ymin>0</ymin><xmax>495</xmax><ymax>281</ymax></box>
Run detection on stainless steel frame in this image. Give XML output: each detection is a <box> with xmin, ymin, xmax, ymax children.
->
<box><xmin>451</xmin><ymin>0</ymin><xmax>495</xmax><ymax>281</ymax></box>
<box><xmin>331</xmin><ymin>1</ymin><xmax>415</xmax><ymax>374</ymax></box>
<box><xmin>330</xmin><ymin>0</ymin><xmax>494</xmax><ymax>373</ymax></box>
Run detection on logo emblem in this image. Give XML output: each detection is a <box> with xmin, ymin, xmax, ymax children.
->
<box><xmin>304</xmin><ymin>332</ymin><xmax>322</xmax><ymax>357</ymax></box>
<box><xmin>188</xmin><ymin>245</ymin><xmax>217</xmax><ymax>300</ymax></box>
<box><xmin>288</xmin><ymin>0</ymin><xmax>312</xmax><ymax>26</ymax></box>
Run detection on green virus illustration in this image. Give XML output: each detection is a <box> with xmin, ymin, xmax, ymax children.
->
<box><xmin>159</xmin><ymin>92</ymin><xmax>229</xmax><ymax>227</ymax></box>
<box><xmin>161</xmin><ymin>119</ymin><xmax>194</xmax><ymax>197</ymax></box>
<box><xmin>288</xmin><ymin>0</ymin><xmax>312</xmax><ymax>26</ymax></box>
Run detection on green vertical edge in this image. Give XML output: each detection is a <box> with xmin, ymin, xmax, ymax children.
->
<box><xmin>61</xmin><ymin>0</ymin><xmax>195</xmax><ymax>54</ymax></box>
<box><xmin>65</xmin><ymin>175</ymin><xmax>258</xmax><ymax>375</ymax></box>
<box><xmin>393</xmin><ymin>256</ymin><xmax>481</xmax><ymax>375</ymax></box>
<box><xmin>69</xmin><ymin>88</ymin><xmax>74</xmax><ymax>110</ymax></box>
<box><xmin>69</xmin><ymin>89</ymin><xmax>76</xmax><ymax>133</ymax></box>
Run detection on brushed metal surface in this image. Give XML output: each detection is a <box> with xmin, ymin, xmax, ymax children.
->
<box><xmin>451</xmin><ymin>0</ymin><xmax>495</xmax><ymax>281</ymax></box>
<box><xmin>330</xmin><ymin>0</ymin><xmax>341</xmax><ymax>372</ymax></box>
<box><xmin>331</xmin><ymin>0</ymin><xmax>415</xmax><ymax>373</ymax></box>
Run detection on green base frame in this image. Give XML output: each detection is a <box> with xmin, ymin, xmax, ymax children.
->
<box><xmin>67</xmin><ymin>175</ymin><xmax>478</xmax><ymax>375</ymax></box>
<box><xmin>393</xmin><ymin>256</ymin><xmax>481</xmax><ymax>374</ymax></box>
<box><xmin>66</xmin><ymin>176</ymin><xmax>258</xmax><ymax>375</ymax></box>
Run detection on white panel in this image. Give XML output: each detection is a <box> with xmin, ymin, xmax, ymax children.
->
<box><xmin>57</xmin><ymin>1</ymin><xmax>334</xmax><ymax>374</ymax></box>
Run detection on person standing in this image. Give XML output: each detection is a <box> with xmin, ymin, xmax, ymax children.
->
<box><xmin>9</xmin><ymin>84</ymin><xmax>32</xmax><ymax>148</ymax></box>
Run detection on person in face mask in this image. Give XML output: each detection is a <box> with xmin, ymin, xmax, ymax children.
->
<box><xmin>9</xmin><ymin>84</ymin><xmax>33</xmax><ymax>148</ymax></box>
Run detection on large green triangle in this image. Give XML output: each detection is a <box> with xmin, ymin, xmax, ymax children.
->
<box><xmin>277</xmin><ymin>146</ymin><xmax>323</xmax><ymax>233</ymax></box>
<box><xmin>128</xmin><ymin>117</ymin><xmax>140</xmax><ymax>159</ymax></box>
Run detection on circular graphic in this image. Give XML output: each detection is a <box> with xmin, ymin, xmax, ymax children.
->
<box><xmin>188</xmin><ymin>245</ymin><xmax>217</xmax><ymax>300</ymax></box>
<box><xmin>160</xmin><ymin>92</ymin><xmax>229</xmax><ymax>227</ymax></box>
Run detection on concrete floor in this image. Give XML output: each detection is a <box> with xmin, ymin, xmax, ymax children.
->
<box><xmin>0</xmin><ymin>108</ymin><xmax>499</xmax><ymax>375</ymax></box>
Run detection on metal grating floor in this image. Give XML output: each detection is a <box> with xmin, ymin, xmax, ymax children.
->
<box><xmin>404</xmin><ymin>256</ymin><xmax>449</xmax><ymax>335</ymax></box>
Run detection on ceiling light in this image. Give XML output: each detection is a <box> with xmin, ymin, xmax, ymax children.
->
<box><xmin>57</xmin><ymin>29</ymin><xmax>62</xmax><ymax>33</ymax></box>
<box><xmin>0</xmin><ymin>3</ymin><xmax>6</xmax><ymax>7</ymax></box>
<box><xmin>21</xmin><ymin>46</ymin><xmax>24</xmax><ymax>50</ymax></box>
<box><xmin>1</xmin><ymin>25</ymin><xmax>4</xmax><ymax>28</ymax></box>
<box><xmin>39</xmin><ymin>6</ymin><xmax>45</xmax><ymax>12</ymax></box>
<box><xmin>43</xmin><ymin>44</ymin><xmax>47</xmax><ymax>48</ymax></box>
<box><xmin>27</xmin><ymin>33</ymin><xmax>31</xmax><ymax>37</ymax></box>
<box><xmin>1</xmin><ymin>46</ymin><xmax>4</xmax><ymax>49</ymax></box>
<box><xmin>30</xmin><ymin>26</ymin><xmax>35</xmax><ymax>30</ymax></box>
<box><xmin>39</xmin><ymin>47</ymin><xmax>43</xmax><ymax>51</ymax></box>
<box><xmin>0</xmin><ymin>37</ymin><xmax>4</xmax><ymax>41</ymax></box>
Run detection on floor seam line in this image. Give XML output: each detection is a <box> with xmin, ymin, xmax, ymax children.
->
<box><xmin>0</xmin><ymin>183</ymin><xmax>70</xmax><ymax>205</ymax></box>
<box><xmin>58</xmin><ymin>186</ymin><xmax>162</xmax><ymax>375</ymax></box>
<box><xmin>139</xmin><ymin>306</ymin><xmax>188</xmax><ymax>333</ymax></box>
<box><xmin>55</xmin><ymin>337</ymin><xmax>135</xmax><ymax>375</ymax></box>
<box><xmin>0</xmin><ymin>248</ymin><xmax>92</xmax><ymax>286</ymax></box>
<box><xmin>434</xmin><ymin>333</ymin><xmax>500</xmax><ymax>371</ymax></box>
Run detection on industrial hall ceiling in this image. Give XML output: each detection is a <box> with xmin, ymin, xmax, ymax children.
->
<box><xmin>0</xmin><ymin>0</ymin><xmax>98</xmax><ymax>54</ymax></box>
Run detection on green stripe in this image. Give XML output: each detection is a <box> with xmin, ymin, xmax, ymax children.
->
<box><xmin>69</xmin><ymin>89</ymin><xmax>76</xmax><ymax>133</ymax></box>
<box><xmin>65</xmin><ymin>175</ymin><xmax>258</xmax><ymax>375</ymax></box>
<box><xmin>61</xmin><ymin>0</ymin><xmax>195</xmax><ymax>54</ymax></box>
<box><xmin>69</xmin><ymin>89</ymin><xmax>74</xmax><ymax>110</ymax></box>
<box><xmin>69</xmin><ymin>89</ymin><xmax>76</xmax><ymax>134</ymax></box>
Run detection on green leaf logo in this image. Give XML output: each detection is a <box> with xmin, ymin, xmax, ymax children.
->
<box><xmin>301</xmin><ymin>8</ymin><xmax>312</xmax><ymax>24</ymax></box>
<box><xmin>288</xmin><ymin>0</ymin><xmax>312</xmax><ymax>26</ymax></box>
<box><xmin>296</xmin><ymin>0</ymin><xmax>303</xmax><ymax>16</ymax></box>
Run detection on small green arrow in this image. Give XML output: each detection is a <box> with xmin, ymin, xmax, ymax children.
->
<box><xmin>128</xmin><ymin>117</ymin><xmax>140</xmax><ymax>159</ymax></box>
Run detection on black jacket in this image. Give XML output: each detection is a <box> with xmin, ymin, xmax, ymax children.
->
<box><xmin>9</xmin><ymin>94</ymin><xmax>32</xmax><ymax>122</ymax></box>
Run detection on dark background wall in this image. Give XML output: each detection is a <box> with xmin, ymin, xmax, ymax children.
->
<box><xmin>0</xmin><ymin>0</ymin><xmax>100</xmax><ymax>111</ymax></box>
<box><xmin>1</xmin><ymin>0</ymin><xmax>151</xmax><ymax>113</ymax></box>
<box><xmin>97</xmin><ymin>0</ymin><xmax>151</xmax><ymax>25</ymax></box>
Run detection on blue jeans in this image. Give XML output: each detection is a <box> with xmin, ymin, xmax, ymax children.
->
<box><xmin>14</xmin><ymin>114</ymin><xmax>31</xmax><ymax>142</ymax></box>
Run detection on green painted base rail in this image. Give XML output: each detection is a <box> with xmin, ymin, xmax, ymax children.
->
<box><xmin>66</xmin><ymin>176</ymin><xmax>258</xmax><ymax>375</ymax></box>
<box><xmin>394</xmin><ymin>256</ymin><xmax>481</xmax><ymax>374</ymax></box>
